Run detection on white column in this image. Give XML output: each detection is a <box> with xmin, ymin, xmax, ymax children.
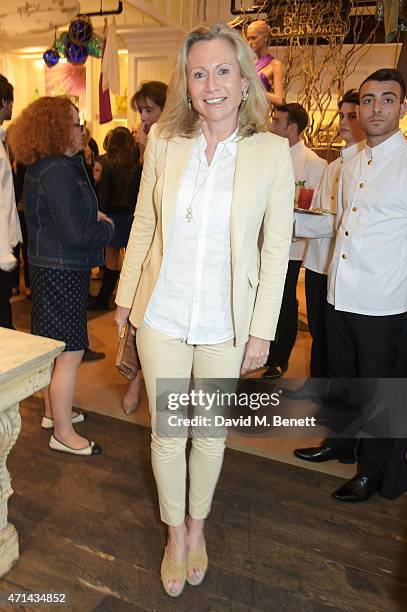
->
<box><xmin>0</xmin><ymin>329</ymin><xmax>64</xmax><ymax>576</ymax></box>
<box><xmin>0</xmin><ymin>404</ymin><xmax>20</xmax><ymax>576</ymax></box>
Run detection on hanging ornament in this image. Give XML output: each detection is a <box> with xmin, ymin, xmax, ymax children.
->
<box><xmin>45</xmin><ymin>17</ymin><xmax>100</xmax><ymax>67</ymax></box>
<box><xmin>66</xmin><ymin>41</ymin><xmax>89</xmax><ymax>65</ymax></box>
<box><xmin>88</xmin><ymin>34</ymin><xmax>103</xmax><ymax>58</ymax></box>
<box><xmin>55</xmin><ymin>32</ymin><xmax>70</xmax><ymax>58</ymax></box>
<box><xmin>43</xmin><ymin>27</ymin><xmax>60</xmax><ymax>68</ymax></box>
<box><xmin>69</xmin><ymin>16</ymin><xmax>93</xmax><ymax>46</ymax></box>
<box><xmin>43</xmin><ymin>48</ymin><xmax>60</xmax><ymax>68</ymax></box>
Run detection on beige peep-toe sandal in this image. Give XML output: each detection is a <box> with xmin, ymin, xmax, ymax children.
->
<box><xmin>160</xmin><ymin>546</ymin><xmax>186</xmax><ymax>597</ymax></box>
<box><xmin>186</xmin><ymin>543</ymin><xmax>208</xmax><ymax>586</ymax></box>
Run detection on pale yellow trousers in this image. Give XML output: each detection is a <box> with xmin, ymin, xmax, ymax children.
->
<box><xmin>136</xmin><ymin>323</ymin><xmax>245</xmax><ymax>526</ymax></box>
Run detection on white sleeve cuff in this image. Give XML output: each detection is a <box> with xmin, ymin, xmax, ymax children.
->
<box><xmin>0</xmin><ymin>252</ymin><xmax>17</xmax><ymax>272</ymax></box>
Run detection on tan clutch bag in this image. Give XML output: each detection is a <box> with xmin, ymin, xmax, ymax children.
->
<box><xmin>115</xmin><ymin>322</ymin><xmax>141</xmax><ymax>381</ymax></box>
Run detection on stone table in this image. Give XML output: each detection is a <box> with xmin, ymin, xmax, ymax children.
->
<box><xmin>0</xmin><ymin>328</ymin><xmax>64</xmax><ymax>576</ymax></box>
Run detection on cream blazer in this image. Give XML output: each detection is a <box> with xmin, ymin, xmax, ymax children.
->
<box><xmin>115</xmin><ymin>125</ymin><xmax>295</xmax><ymax>346</ymax></box>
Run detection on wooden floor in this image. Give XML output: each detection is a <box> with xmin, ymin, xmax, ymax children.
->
<box><xmin>0</xmin><ymin>399</ymin><xmax>406</xmax><ymax>611</ymax></box>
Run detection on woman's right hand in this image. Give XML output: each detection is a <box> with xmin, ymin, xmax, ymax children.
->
<box><xmin>136</xmin><ymin>121</ymin><xmax>148</xmax><ymax>148</ymax></box>
<box><xmin>98</xmin><ymin>210</ymin><xmax>114</xmax><ymax>228</ymax></box>
<box><xmin>115</xmin><ymin>305</ymin><xmax>131</xmax><ymax>337</ymax></box>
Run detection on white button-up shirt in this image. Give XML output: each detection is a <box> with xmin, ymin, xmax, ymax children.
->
<box><xmin>300</xmin><ymin>140</ymin><xmax>364</xmax><ymax>275</ymax></box>
<box><xmin>289</xmin><ymin>141</ymin><xmax>327</xmax><ymax>261</ymax></box>
<box><xmin>0</xmin><ymin>126</ymin><xmax>21</xmax><ymax>271</ymax></box>
<box><xmin>144</xmin><ymin>131</ymin><xmax>237</xmax><ymax>344</ymax></box>
<box><xmin>328</xmin><ymin>130</ymin><xmax>407</xmax><ymax>315</ymax></box>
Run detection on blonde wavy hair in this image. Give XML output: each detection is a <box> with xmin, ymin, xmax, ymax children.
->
<box><xmin>157</xmin><ymin>23</ymin><xmax>269</xmax><ymax>139</ymax></box>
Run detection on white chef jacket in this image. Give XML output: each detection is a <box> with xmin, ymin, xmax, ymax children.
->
<box><xmin>299</xmin><ymin>140</ymin><xmax>365</xmax><ymax>275</ymax></box>
<box><xmin>0</xmin><ymin>126</ymin><xmax>21</xmax><ymax>272</ymax></box>
<box><xmin>144</xmin><ymin>130</ymin><xmax>236</xmax><ymax>344</ymax></box>
<box><xmin>289</xmin><ymin>141</ymin><xmax>327</xmax><ymax>261</ymax></box>
<box><xmin>328</xmin><ymin>130</ymin><xmax>407</xmax><ymax>315</ymax></box>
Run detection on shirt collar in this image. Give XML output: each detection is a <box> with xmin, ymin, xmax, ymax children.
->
<box><xmin>290</xmin><ymin>140</ymin><xmax>306</xmax><ymax>157</ymax></box>
<box><xmin>365</xmin><ymin>130</ymin><xmax>405</xmax><ymax>161</ymax></box>
<box><xmin>341</xmin><ymin>139</ymin><xmax>365</xmax><ymax>161</ymax></box>
<box><xmin>198</xmin><ymin>129</ymin><xmax>238</xmax><ymax>156</ymax></box>
<box><xmin>0</xmin><ymin>126</ymin><xmax>5</xmax><ymax>141</ymax></box>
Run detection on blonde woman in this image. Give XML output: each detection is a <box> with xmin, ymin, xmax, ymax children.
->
<box><xmin>115</xmin><ymin>23</ymin><xmax>294</xmax><ymax>597</ymax></box>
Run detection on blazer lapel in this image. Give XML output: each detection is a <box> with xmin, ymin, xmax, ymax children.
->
<box><xmin>162</xmin><ymin>133</ymin><xmax>259</xmax><ymax>263</ymax></box>
<box><xmin>230</xmin><ymin>135</ymin><xmax>259</xmax><ymax>272</ymax></box>
<box><xmin>162</xmin><ymin>136</ymin><xmax>196</xmax><ymax>246</ymax></box>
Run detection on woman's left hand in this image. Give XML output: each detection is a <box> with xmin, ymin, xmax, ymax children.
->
<box><xmin>240</xmin><ymin>336</ymin><xmax>270</xmax><ymax>376</ymax></box>
<box><xmin>115</xmin><ymin>305</ymin><xmax>131</xmax><ymax>337</ymax></box>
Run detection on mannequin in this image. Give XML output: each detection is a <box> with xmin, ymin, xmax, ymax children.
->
<box><xmin>246</xmin><ymin>20</ymin><xmax>283</xmax><ymax>106</ymax></box>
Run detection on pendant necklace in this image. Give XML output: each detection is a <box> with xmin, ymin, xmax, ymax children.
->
<box><xmin>186</xmin><ymin>138</ymin><xmax>231</xmax><ymax>223</ymax></box>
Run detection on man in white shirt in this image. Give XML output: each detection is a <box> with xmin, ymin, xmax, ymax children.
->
<box><xmin>288</xmin><ymin>90</ymin><xmax>365</xmax><ymax>403</ymax></box>
<box><xmin>264</xmin><ymin>103</ymin><xmax>327</xmax><ymax>377</ymax></box>
<box><xmin>0</xmin><ymin>74</ymin><xmax>21</xmax><ymax>329</ymax></box>
<box><xmin>297</xmin><ymin>69</ymin><xmax>407</xmax><ymax>502</ymax></box>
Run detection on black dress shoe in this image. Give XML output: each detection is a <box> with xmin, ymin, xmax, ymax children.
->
<box><xmin>333</xmin><ymin>474</ymin><xmax>380</xmax><ymax>502</ymax></box>
<box><xmin>263</xmin><ymin>362</ymin><xmax>288</xmax><ymax>379</ymax></box>
<box><xmin>82</xmin><ymin>348</ymin><xmax>106</xmax><ymax>362</ymax></box>
<box><xmin>294</xmin><ymin>444</ymin><xmax>357</xmax><ymax>464</ymax></box>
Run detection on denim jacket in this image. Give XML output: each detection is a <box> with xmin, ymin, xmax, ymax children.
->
<box><xmin>24</xmin><ymin>154</ymin><xmax>114</xmax><ymax>270</ymax></box>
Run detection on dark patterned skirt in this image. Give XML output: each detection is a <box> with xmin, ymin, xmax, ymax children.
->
<box><xmin>30</xmin><ymin>265</ymin><xmax>90</xmax><ymax>352</ymax></box>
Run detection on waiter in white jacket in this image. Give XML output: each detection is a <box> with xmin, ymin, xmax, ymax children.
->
<box><xmin>296</xmin><ymin>68</ymin><xmax>407</xmax><ymax>502</ymax></box>
<box><xmin>265</xmin><ymin>103</ymin><xmax>327</xmax><ymax>377</ymax></box>
<box><xmin>288</xmin><ymin>90</ymin><xmax>365</xmax><ymax>403</ymax></box>
<box><xmin>0</xmin><ymin>74</ymin><xmax>21</xmax><ymax>329</ymax></box>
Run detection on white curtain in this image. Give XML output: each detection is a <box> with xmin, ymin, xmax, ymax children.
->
<box><xmin>102</xmin><ymin>21</ymin><xmax>120</xmax><ymax>95</ymax></box>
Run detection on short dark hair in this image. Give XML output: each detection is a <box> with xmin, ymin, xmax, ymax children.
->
<box><xmin>130</xmin><ymin>81</ymin><xmax>168</xmax><ymax>112</ymax></box>
<box><xmin>275</xmin><ymin>102</ymin><xmax>308</xmax><ymax>134</ymax></box>
<box><xmin>0</xmin><ymin>74</ymin><xmax>13</xmax><ymax>104</ymax></box>
<box><xmin>360</xmin><ymin>68</ymin><xmax>406</xmax><ymax>102</ymax></box>
<box><xmin>338</xmin><ymin>89</ymin><xmax>359</xmax><ymax>109</ymax></box>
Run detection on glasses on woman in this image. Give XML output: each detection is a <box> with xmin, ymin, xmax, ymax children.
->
<box><xmin>73</xmin><ymin>123</ymin><xmax>84</xmax><ymax>133</ymax></box>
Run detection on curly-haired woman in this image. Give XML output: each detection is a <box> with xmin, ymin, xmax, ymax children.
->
<box><xmin>8</xmin><ymin>96</ymin><xmax>114</xmax><ymax>456</ymax></box>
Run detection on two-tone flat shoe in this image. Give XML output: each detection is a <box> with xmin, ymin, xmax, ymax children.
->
<box><xmin>160</xmin><ymin>546</ymin><xmax>186</xmax><ymax>597</ymax></box>
<box><xmin>49</xmin><ymin>434</ymin><xmax>101</xmax><ymax>456</ymax></box>
<box><xmin>41</xmin><ymin>411</ymin><xmax>86</xmax><ymax>430</ymax></box>
<box><xmin>186</xmin><ymin>543</ymin><xmax>208</xmax><ymax>586</ymax></box>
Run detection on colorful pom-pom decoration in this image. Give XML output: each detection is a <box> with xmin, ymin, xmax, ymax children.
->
<box><xmin>55</xmin><ymin>32</ymin><xmax>70</xmax><ymax>58</ymax></box>
<box><xmin>43</xmin><ymin>48</ymin><xmax>60</xmax><ymax>68</ymax></box>
<box><xmin>88</xmin><ymin>34</ymin><xmax>103</xmax><ymax>58</ymax></box>
<box><xmin>65</xmin><ymin>41</ymin><xmax>89</xmax><ymax>65</ymax></box>
<box><xmin>68</xmin><ymin>16</ymin><xmax>93</xmax><ymax>46</ymax></box>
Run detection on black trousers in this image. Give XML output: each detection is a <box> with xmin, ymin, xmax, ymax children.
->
<box><xmin>267</xmin><ymin>260</ymin><xmax>302</xmax><ymax>367</ymax></box>
<box><xmin>0</xmin><ymin>268</ymin><xmax>13</xmax><ymax>329</ymax></box>
<box><xmin>326</xmin><ymin>304</ymin><xmax>407</xmax><ymax>499</ymax></box>
<box><xmin>11</xmin><ymin>211</ymin><xmax>30</xmax><ymax>290</ymax></box>
<box><xmin>305</xmin><ymin>269</ymin><xmax>328</xmax><ymax>378</ymax></box>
